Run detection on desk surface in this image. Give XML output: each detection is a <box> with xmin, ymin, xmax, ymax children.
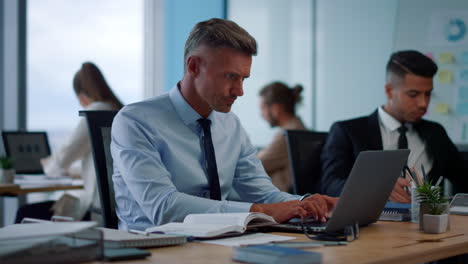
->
<box><xmin>0</xmin><ymin>182</ymin><xmax>83</xmax><ymax>195</ymax></box>
<box><xmin>114</xmin><ymin>215</ymin><xmax>468</xmax><ymax>264</ymax></box>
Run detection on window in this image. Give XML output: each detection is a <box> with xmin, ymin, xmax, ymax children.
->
<box><xmin>27</xmin><ymin>0</ymin><xmax>143</xmax><ymax>151</ymax></box>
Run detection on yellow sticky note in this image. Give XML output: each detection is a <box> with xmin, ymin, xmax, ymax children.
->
<box><xmin>438</xmin><ymin>70</ymin><xmax>453</xmax><ymax>84</ymax></box>
<box><xmin>438</xmin><ymin>52</ymin><xmax>455</xmax><ymax>64</ymax></box>
<box><xmin>435</xmin><ymin>103</ymin><xmax>450</xmax><ymax>114</ymax></box>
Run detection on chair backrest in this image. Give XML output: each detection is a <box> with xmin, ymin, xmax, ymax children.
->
<box><xmin>80</xmin><ymin>110</ymin><xmax>119</xmax><ymax>229</ymax></box>
<box><xmin>285</xmin><ymin>130</ymin><xmax>328</xmax><ymax>195</ymax></box>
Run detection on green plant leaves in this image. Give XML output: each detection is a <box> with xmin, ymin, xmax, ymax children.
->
<box><xmin>0</xmin><ymin>156</ymin><xmax>13</xmax><ymax>169</ymax></box>
<box><xmin>416</xmin><ymin>180</ymin><xmax>447</xmax><ymax>215</ymax></box>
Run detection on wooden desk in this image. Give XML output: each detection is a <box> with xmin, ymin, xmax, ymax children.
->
<box><xmin>0</xmin><ymin>181</ymin><xmax>83</xmax><ymax>226</ymax></box>
<box><xmin>0</xmin><ymin>182</ymin><xmax>83</xmax><ymax>196</ymax></box>
<box><xmin>119</xmin><ymin>215</ymin><xmax>468</xmax><ymax>264</ymax></box>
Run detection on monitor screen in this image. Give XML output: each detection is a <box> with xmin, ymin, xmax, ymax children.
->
<box><xmin>2</xmin><ymin>132</ymin><xmax>51</xmax><ymax>174</ymax></box>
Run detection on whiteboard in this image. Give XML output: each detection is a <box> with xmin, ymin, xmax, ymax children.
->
<box><xmin>394</xmin><ymin>0</ymin><xmax>468</xmax><ymax>143</ymax></box>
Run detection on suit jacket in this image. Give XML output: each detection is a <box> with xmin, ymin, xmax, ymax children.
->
<box><xmin>320</xmin><ymin>109</ymin><xmax>468</xmax><ymax>197</ymax></box>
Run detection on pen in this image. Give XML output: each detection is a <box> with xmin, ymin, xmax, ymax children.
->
<box><xmin>404</xmin><ymin>166</ymin><xmax>417</xmax><ymax>185</ymax></box>
<box><xmin>412</xmin><ymin>167</ymin><xmax>423</xmax><ymax>186</ymax></box>
<box><xmin>267</xmin><ymin>241</ymin><xmax>348</xmax><ymax>248</ymax></box>
<box><xmin>421</xmin><ymin>164</ymin><xmax>426</xmax><ymax>181</ymax></box>
<box><xmin>435</xmin><ymin>176</ymin><xmax>443</xmax><ymax>187</ymax></box>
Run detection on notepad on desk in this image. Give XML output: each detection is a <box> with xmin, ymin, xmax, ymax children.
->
<box><xmin>145</xmin><ymin>213</ymin><xmax>277</xmax><ymax>238</ymax></box>
<box><xmin>379</xmin><ymin>202</ymin><xmax>411</xmax><ymax>221</ymax></box>
<box><xmin>97</xmin><ymin>228</ymin><xmax>187</xmax><ymax>248</ymax></box>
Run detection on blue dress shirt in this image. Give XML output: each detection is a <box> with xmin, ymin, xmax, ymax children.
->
<box><xmin>111</xmin><ymin>85</ymin><xmax>299</xmax><ymax>230</ymax></box>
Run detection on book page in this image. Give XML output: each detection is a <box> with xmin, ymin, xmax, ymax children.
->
<box><xmin>183</xmin><ymin>213</ymin><xmax>250</xmax><ymax>226</ymax></box>
<box><xmin>183</xmin><ymin>213</ymin><xmax>276</xmax><ymax>227</ymax></box>
<box><xmin>245</xmin><ymin>213</ymin><xmax>277</xmax><ymax>226</ymax></box>
<box><xmin>145</xmin><ymin>223</ymin><xmax>244</xmax><ymax>238</ymax></box>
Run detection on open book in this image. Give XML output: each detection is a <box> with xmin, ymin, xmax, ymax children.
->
<box><xmin>145</xmin><ymin>213</ymin><xmax>277</xmax><ymax>238</ymax></box>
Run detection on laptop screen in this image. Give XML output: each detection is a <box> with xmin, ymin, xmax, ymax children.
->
<box><xmin>2</xmin><ymin>131</ymin><xmax>51</xmax><ymax>174</ymax></box>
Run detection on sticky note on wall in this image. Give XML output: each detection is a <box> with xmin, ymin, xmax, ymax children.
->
<box><xmin>438</xmin><ymin>52</ymin><xmax>455</xmax><ymax>64</ymax></box>
<box><xmin>460</xmin><ymin>69</ymin><xmax>468</xmax><ymax>81</ymax></box>
<box><xmin>438</xmin><ymin>70</ymin><xmax>453</xmax><ymax>84</ymax></box>
<box><xmin>460</xmin><ymin>52</ymin><xmax>468</xmax><ymax>65</ymax></box>
<box><xmin>434</xmin><ymin>103</ymin><xmax>450</xmax><ymax>114</ymax></box>
<box><xmin>457</xmin><ymin>103</ymin><xmax>468</xmax><ymax>115</ymax></box>
<box><xmin>459</xmin><ymin>86</ymin><xmax>468</xmax><ymax>101</ymax></box>
<box><xmin>425</xmin><ymin>52</ymin><xmax>434</xmax><ymax>60</ymax></box>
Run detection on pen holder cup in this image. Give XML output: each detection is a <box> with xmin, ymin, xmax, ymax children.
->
<box><xmin>410</xmin><ymin>187</ymin><xmax>419</xmax><ymax>223</ymax></box>
<box><xmin>0</xmin><ymin>169</ymin><xmax>15</xmax><ymax>184</ymax></box>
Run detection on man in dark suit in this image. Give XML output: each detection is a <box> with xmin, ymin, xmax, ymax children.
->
<box><xmin>320</xmin><ymin>50</ymin><xmax>468</xmax><ymax>202</ymax></box>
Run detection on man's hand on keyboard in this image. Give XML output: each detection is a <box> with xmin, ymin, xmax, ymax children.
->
<box><xmin>301</xmin><ymin>194</ymin><xmax>338</xmax><ymax>222</ymax></box>
<box><xmin>249</xmin><ymin>194</ymin><xmax>338</xmax><ymax>223</ymax></box>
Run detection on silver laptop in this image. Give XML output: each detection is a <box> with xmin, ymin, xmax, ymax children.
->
<box><xmin>275</xmin><ymin>149</ymin><xmax>410</xmax><ymax>233</ymax></box>
<box><xmin>2</xmin><ymin>131</ymin><xmax>51</xmax><ymax>175</ymax></box>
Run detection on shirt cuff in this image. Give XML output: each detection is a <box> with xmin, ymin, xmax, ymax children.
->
<box><xmin>286</xmin><ymin>194</ymin><xmax>301</xmax><ymax>201</ymax></box>
<box><xmin>223</xmin><ymin>201</ymin><xmax>253</xmax><ymax>213</ymax></box>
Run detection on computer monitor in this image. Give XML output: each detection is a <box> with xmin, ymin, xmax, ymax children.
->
<box><xmin>2</xmin><ymin>131</ymin><xmax>51</xmax><ymax>174</ymax></box>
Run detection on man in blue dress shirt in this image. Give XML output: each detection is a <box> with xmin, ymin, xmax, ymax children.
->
<box><xmin>111</xmin><ymin>18</ymin><xmax>337</xmax><ymax>230</ymax></box>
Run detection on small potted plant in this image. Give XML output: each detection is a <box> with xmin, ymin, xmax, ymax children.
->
<box><xmin>416</xmin><ymin>181</ymin><xmax>449</xmax><ymax>233</ymax></box>
<box><xmin>0</xmin><ymin>156</ymin><xmax>15</xmax><ymax>184</ymax></box>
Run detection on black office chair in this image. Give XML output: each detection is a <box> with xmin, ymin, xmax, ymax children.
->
<box><xmin>80</xmin><ymin>110</ymin><xmax>119</xmax><ymax>229</ymax></box>
<box><xmin>285</xmin><ymin>130</ymin><xmax>328</xmax><ymax>195</ymax></box>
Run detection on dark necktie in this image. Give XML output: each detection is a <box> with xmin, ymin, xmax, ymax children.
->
<box><xmin>397</xmin><ymin>125</ymin><xmax>408</xmax><ymax>149</ymax></box>
<box><xmin>198</xmin><ymin>118</ymin><xmax>221</xmax><ymax>200</ymax></box>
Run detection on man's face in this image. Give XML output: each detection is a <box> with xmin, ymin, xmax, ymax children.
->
<box><xmin>191</xmin><ymin>47</ymin><xmax>252</xmax><ymax>113</ymax></box>
<box><xmin>259</xmin><ymin>97</ymin><xmax>279</xmax><ymax>127</ymax></box>
<box><xmin>386</xmin><ymin>73</ymin><xmax>433</xmax><ymax>123</ymax></box>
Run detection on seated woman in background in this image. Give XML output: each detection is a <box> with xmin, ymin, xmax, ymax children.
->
<box><xmin>15</xmin><ymin>62</ymin><xmax>123</xmax><ymax>223</ymax></box>
<box><xmin>257</xmin><ymin>81</ymin><xmax>306</xmax><ymax>192</ymax></box>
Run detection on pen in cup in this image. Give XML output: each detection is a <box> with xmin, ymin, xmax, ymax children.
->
<box><xmin>412</xmin><ymin>167</ymin><xmax>423</xmax><ymax>186</ymax></box>
<box><xmin>421</xmin><ymin>164</ymin><xmax>426</xmax><ymax>181</ymax></box>
<box><xmin>404</xmin><ymin>166</ymin><xmax>418</xmax><ymax>185</ymax></box>
<box><xmin>435</xmin><ymin>176</ymin><xmax>443</xmax><ymax>187</ymax></box>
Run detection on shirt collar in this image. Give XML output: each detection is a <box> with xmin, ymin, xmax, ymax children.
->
<box><xmin>378</xmin><ymin>106</ymin><xmax>407</xmax><ymax>132</ymax></box>
<box><xmin>169</xmin><ymin>83</ymin><xmax>215</xmax><ymax>127</ymax></box>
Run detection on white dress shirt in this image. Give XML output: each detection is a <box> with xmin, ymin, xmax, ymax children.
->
<box><xmin>43</xmin><ymin>101</ymin><xmax>114</xmax><ymax>220</ymax></box>
<box><xmin>377</xmin><ymin>106</ymin><xmax>432</xmax><ymax>173</ymax></box>
<box><xmin>111</xmin><ymin>85</ymin><xmax>299</xmax><ymax>230</ymax></box>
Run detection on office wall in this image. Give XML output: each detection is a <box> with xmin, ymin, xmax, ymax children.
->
<box><xmin>315</xmin><ymin>0</ymin><xmax>398</xmax><ymax>131</ymax></box>
<box><xmin>229</xmin><ymin>0</ymin><xmax>314</xmax><ymax>146</ymax></box>
<box><xmin>0</xmin><ymin>0</ymin><xmax>27</xmax><ymax>227</ymax></box>
<box><xmin>163</xmin><ymin>0</ymin><xmax>225</xmax><ymax>91</ymax></box>
<box><xmin>0</xmin><ymin>0</ymin><xmax>3</xmax><ymax>135</ymax></box>
<box><xmin>394</xmin><ymin>0</ymin><xmax>468</xmax><ymax>143</ymax></box>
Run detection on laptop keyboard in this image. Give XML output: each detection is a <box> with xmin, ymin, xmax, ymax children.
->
<box><xmin>288</xmin><ymin>217</ymin><xmax>327</xmax><ymax>227</ymax></box>
<box><xmin>270</xmin><ymin>217</ymin><xmax>327</xmax><ymax>233</ymax></box>
<box><xmin>288</xmin><ymin>220</ymin><xmax>326</xmax><ymax>228</ymax></box>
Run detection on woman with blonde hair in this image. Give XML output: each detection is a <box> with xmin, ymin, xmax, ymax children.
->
<box><xmin>15</xmin><ymin>62</ymin><xmax>123</xmax><ymax>223</ymax></box>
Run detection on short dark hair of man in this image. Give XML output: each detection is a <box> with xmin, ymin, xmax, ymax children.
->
<box><xmin>259</xmin><ymin>81</ymin><xmax>303</xmax><ymax>115</ymax></box>
<box><xmin>183</xmin><ymin>18</ymin><xmax>258</xmax><ymax>71</ymax></box>
<box><xmin>386</xmin><ymin>50</ymin><xmax>438</xmax><ymax>80</ymax></box>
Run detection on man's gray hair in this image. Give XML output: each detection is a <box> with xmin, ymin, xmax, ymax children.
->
<box><xmin>184</xmin><ymin>18</ymin><xmax>257</xmax><ymax>70</ymax></box>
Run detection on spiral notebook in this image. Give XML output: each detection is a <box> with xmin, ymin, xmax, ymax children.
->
<box><xmin>97</xmin><ymin>228</ymin><xmax>187</xmax><ymax>248</ymax></box>
<box><xmin>379</xmin><ymin>202</ymin><xmax>411</xmax><ymax>222</ymax></box>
